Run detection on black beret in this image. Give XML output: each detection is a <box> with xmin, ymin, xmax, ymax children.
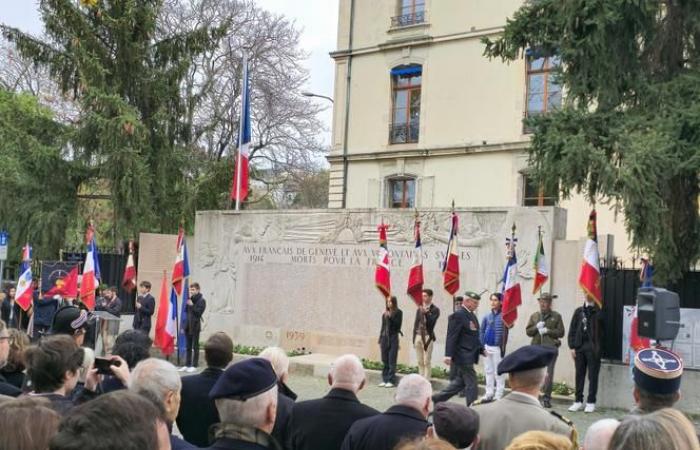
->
<box><xmin>433</xmin><ymin>402</ymin><xmax>479</xmax><ymax>448</ymax></box>
<box><xmin>51</xmin><ymin>306</ymin><xmax>89</xmax><ymax>335</ymax></box>
<box><xmin>497</xmin><ymin>345</ymin><xmax>557</xmax><ymax>375</ymax></box>
<box><xmin>464</xmin><ymin>291</ymin><xmax>481</xmax><ymax>300</ymax></box>
<box><xmin>633</xmin><ymin>347</ymin><xmax>683</xmax><ymax>395</ymax></box>
<box><xmin>209</xmin><ymin>357</ymin><xmax>277</xmax><ymax>401</ymax></box>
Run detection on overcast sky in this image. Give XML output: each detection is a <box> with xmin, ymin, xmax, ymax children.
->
<box><xmin>0</xmin><ymin>0</ymin><xmax>339</xmax><ymax>142</ymax></box>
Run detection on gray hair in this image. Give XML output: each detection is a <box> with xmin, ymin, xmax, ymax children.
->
<box><xmin>509</xmin><ymin>367</ymin><xmax>547</xmax><ymax>391</ymax></box>
<box><xmin>330</xmin><ymin>354</ymin><xmax>365</xmax><ymax>392</ymax></box>
<box><xmin>395</xmin><ymin>374</ymin><xmax>432</xmax><ymax>411</ymax></box>
<box><xmin>130</xmin><ymin>358</ymin><xmax>182</xmax><ymax>402</ymax></box>
<box><xmin>259</xmin><ymin>347</ymin><xmax>289</xmax><ymax>380</ymax></box>
<box><xmin>215</xmin><ymin>384</ymin><xmax>278</xmax><ymax>428</ymax></box>
<box><xmin>583</xmin><ymin>418</ymin><xmax>620</xmax><ymax>450</ymax></box>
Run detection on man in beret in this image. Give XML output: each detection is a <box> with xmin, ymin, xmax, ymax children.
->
<box><xmin>206</xmin><ymin>357</ymin><xmax>280</xmax><ymax>449</ymax></box>
<box><xmin>432</xmin><ymin>291</ymin><xmax>483</xmax><ymax>406</ymax></box>
<box><xmin>472</xmin><ymin>345</ymin><xmax>576</xmax><ymax>450</ymax></box>
<box><xmin>525</xmin><ymin>292</ymin><xmax>565</xmax><ymax>408</ymax></box>
<box><xmin>431</xmin><ymin>402</ymin><xmax>479</xmax><ymax>449</ymax></box>
<box><xmin>629</xmin><ymin>347</ymin><xmax>683</xmax><ymax>414</ymax></box>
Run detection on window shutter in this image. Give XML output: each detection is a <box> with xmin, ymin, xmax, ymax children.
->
<box><xmin>417</xmin><ymin>176</ymin><xmax>434</xmax><ymax>207</ymax></box>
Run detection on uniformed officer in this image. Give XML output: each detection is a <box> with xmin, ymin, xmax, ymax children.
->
<box><xmin>206</xmin><ymin>358</ymin><xmax>281</xmax><ymax>450</ymax></box>
<box><xmin>432</xmin><ymin>291</ymin><xmax>483</xmax><ymax>406</ymax></box>
<box><xmin>473</xmin><ymin>345</ymin><xmax>577</xmax><ymax>450</ymax></box>
<box><xmin>630</xmin><ymin>347</ymin><xmax>683</xmax><ymax>414</ymax></box>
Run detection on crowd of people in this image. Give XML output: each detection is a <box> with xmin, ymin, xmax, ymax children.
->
<box><xmin>0</xmin><ymin>281</ymin><xmax>697</xmax><ymax>450</ymax></box>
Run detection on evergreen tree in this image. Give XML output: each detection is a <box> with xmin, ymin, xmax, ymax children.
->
<box><xmin>484</xmin><ymin>0</ymin><xmax>700</xmax><ymax>282</ymax></box>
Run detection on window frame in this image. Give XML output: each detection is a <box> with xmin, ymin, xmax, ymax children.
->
<box><xmin>387</xmin><ymin>176</ymin><xmax>417</xmax><ymax>209</ymax></box>
<box><xmin>524</xmin><ymin>54</ymin><xmax>562</xmax><ymax>132</ymax></box>
<box><xmin>392</xmin><ymin>0</ymin><xmax>426</xmax><ymax>27</ymax></box>
<box><xmin>390</xmin><ymin>66</ymin><xmax>422</xmax><ymax>144</ymax></box>
<box><xmin>521</xmin><ymin>173</ymin><xmax>558</xmax><ymax>207</ymax></box>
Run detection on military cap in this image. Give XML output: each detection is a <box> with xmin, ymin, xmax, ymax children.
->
<box><xmin>464</xmin><ymin>291</ymin><xmax>481</xmax><ymax>301</ymax></box>
<box><xmin>538</xmin><ymin>292</ymin><xmax>558</xmax><ymax>302</ymax></box>
<box><xmin>633</xmin><ymin>347</ymin><xmax>683</xmax><ymax>395</ymax></box>
<box><xmin>433</xmin><ymin>402</ymin><xmax>479</xmax><ymax>449</ymax></box>
<box><xmin>209</xmin><ymin>357</ymin><xmax>277</xmax><ymax>400</ymax></box>
<box><xmin>51</xmin><ymin>305</ymin><xmax>89</xmax><ymax>335</ymax></box>
<box><xmin>497</xmin><ymin>345</ymin><xmax>557</xmax><ymax>375</ymax></box>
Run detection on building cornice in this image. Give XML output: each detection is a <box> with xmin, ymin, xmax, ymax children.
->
<box><xmin>330</xmin><ymin>25</ymin><xmax>505</xmax><ymax>59</ymax></box>
<box><xmin>326</xmin><ymin>139</ymin><xmax>531</xmax><ymax>163</ymax></box>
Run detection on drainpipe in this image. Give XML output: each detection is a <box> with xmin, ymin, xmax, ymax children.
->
<box><xmin>341</xmin><ymin>0</ymin><xmax>355</xmax><ymax>209</ymax></box>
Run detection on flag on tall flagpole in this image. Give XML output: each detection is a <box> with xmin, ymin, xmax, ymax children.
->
<box><xmin>640</xmin><ymin>257</ymin><xmax>653</xmax><ymax>288</ymax></box>
<box><xmin>15</xmin><ymin>244</ymin><xmax>33</xmax><ymax>311</ymax></box>
<box><xmin>579</xmin><ymin>209</ymin><xmax>603</xmax><ymax>307</ymax></box>
<box><xmin>79</xmin><ymin>223</ymin><xmax>101</xmax><ymax>310</ymax></box>
<box><xmin>442</xmin><ymin>211</ymin><xmax>460</xmax><ymax>295</ymax></box>
<box><xmin>406</xmin><ymin>215</ymin><xmax>424</xmax><ymax>306</ymax></box>
<box><xmin>45</xmin><ymin>266</ymin><xmax>79</xmax><ymax>298</ymax></box>
<box><xmin>375</xmin><ymin>222</ymin><xmax>391</xmax><ymax>299</ymax></box>
<box><xmin>502</xmin><ymin>225</ymin><xmax>522</xmax><ymax>327</ymax></box>
<box><xmin>231</xmin><ymin>56</ymin><xmax>251</xmax><ymax>208</ymax></box>
<box><xmin>154</xmin><ymin>271</ymin><xmax>174</xmax><ymax>356</ymax></box>
<box><xmin>171</xmin><ymin>228</ymin><xmax>186</xmax><ymax>296</ymax></box>
<box><xmin>532</xmin><ymin>229</ymin><xmax>549</xmax><ymax>294</ymax></box>
<box><xmin>122</xmin><ymin>241</ymin><xmax>137</xmax><ymax>293</ymax></box>
<box><xmin>177</xmin><ymin>240</ymin><xmax>191</xmax><ymax>360</ymax></box>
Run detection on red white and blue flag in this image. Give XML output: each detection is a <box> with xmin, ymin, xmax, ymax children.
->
<box><xmin>231</xmin><ymin>57</ymin><xmax>251</xmax><ymax>206</ymax></box>
<box><xmin>640</xmin><ymin>257</ymin><xmax>653</xmax><ymax>288</ymax></box>
<box><xmin>442</xmin><ymin>212</ymin><xmax>460</xmax><ymax>295</ymax></box>
<box><xmin>177</xmin><ymin>238</ymin><xmax>191</xmax><ymax>359</ymax></box>
<box><xmin>15</xmin><ymin>244</ymin><xmax>33</xmax><ymax>311</ymax></box>
<box><xmin>406</xmin><ymin>217</ymin><xmax>424</xmax><ymax>306</ymax></box>
<box><xmin>171</xmin><ymin>228</ymin><xmax>187</xmax><ymax>297</ymax></box>
<box><xmin>501</xmin><ymin>234</ymin><xmax>522</xmax><ymax>327</ymax></box>
<box><xmin>79</xmin><ymin>223</ymin><xmax>101</xmax><ymax>310</ymax></box>
<box><xmin>154</xmin><ymin>271</ymin><xmax>174</xmax><ymax>356</ymax></box>
<box><xmin>122</xmin><ymin>241</ymin><xmax>137</xmax><ymax>293</ymax></box>
<box><xmin>579</xmin><ymin>209</ymin><xmax>603</xmax><ymax>307</ymax></box>
<box><xmin>375</xmin><ymin>223</ymin><xmax>391</xmax><ymax>299</ymax></box>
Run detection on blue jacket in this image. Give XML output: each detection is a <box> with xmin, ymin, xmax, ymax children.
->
<box><xmin>480</xmin><ymin>310</ymin><xmax>504</xmax><ymax>347</ymax></box>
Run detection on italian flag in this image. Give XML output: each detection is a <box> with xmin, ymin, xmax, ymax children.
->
<box><xmin>578</xmin><ymin>209</ymin><xmax>603</xmax><ymax>307</ymax></box>
<box><xmin>532</xmin><ymin>233</ymin><xmax>548</xmax><ymax>294</ymax></box>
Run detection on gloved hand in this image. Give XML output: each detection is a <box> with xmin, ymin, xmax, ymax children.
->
<box><xmin>536</xmin><ymin>321</ymin><xmax>545</xmax><ymax>329</ymax></box>
<box><xmin>538</xmin><ymin>327</ymin><xmax>548</xmax><ymax>336</ymax></box>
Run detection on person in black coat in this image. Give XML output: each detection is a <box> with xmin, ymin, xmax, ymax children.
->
<box><xmin>133</xmin><ymin>280</ymin><xmax>156</xmax><ymax>335</ymax></box>
<box><xmin>340</xmin><ymin>374</ymin><xmax>431</xmax><ymax>450</ymax></box>
<box><xmin>285</xmin><ymin>354</ymin><xmax>379</xmax><ymax>450</ymax></box>
<box><xmin>259</xmin><ymin>346</ymin><xmax>298</xmax><ymax>446</ymax></box>
<box><xmin>176</xmin><ymin>332</ymin><xmax>234</xmax><ymax>447</ymax></box>
<box><xmin>95</xmin><ymin>286</ymin><xmax>123</xmax><ymax>317</ymax></box>
<box><xmin>32</xmin><ymin>294</ymin><xmax>60</xmax><ymax>340</ymax></box>
<box><xmin>412</xmin><ymin>288</ymin><xmax>441</xmax><ymax>379</ymax></box>
<box><xmin>183</xmin><ymin>282</ymin><xmax>206</xmax><ymax>371</ymax></box>
<box><xmin>432</xmin><ymin>291</ymin><xmax>484</xmax><ymax>406</ymax></box>
<box><xmin>378</xmin><ymin>296</ymin><xmax>402</xmax><ymax>387</ymax></box>
<box><xmin>567</xmin><ymin>296</ymin><xmax>604</xmax><ymax>413</ymax></box>
<box><xmin>1</xmin><ymin>287</ymin><xmax>30</xmax><ymax>331</ymax></box>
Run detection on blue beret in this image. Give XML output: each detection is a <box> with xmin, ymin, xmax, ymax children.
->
<box><xmin>633</xmin><ymin>348</ymin><xmax>683</xmax><ymax>395</ymax></box>
<box><xmin>209</xmin><ymin>357</ymin><xmax>278</xmax><ymax>401</ymax></box>
<box><xmin>497</xmin><ymin>345</ymin><xmax>557</xmax><ymax>375</ymax></box>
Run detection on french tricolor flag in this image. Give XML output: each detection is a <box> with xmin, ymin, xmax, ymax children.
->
<box><xmin>15</xmin><ymin>244</ymin><xmax>33</xmax><ymax>311</ymax></box>
<box><xmin>501</xmin><ymin>233</ymin><xmax>522</xmax><ymax>328</ymax></box>
<box><xmin>231</xmin><ymin>57</ymin><xmax>251</xmax><ymax>207</ymax></box>
<box><xmin>171</xmin><ymin>228</ymin><xmax>186</xmax><ymax>296</ymax></box>
<box><xmin>79</xmin><ymin>223</ymin><xmax>101</xmax><ymax>310</ymax></box>
<box><xmin>578</xmin><ymin>209</ymin><xmax>602</xmax><ymax>307</ymax></box>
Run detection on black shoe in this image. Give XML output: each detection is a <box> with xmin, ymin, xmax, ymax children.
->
<box><xmin>542</xmin><ymin>399</ymin><xmax>552</xmax><ymax>408</ymax></box>
<box><xmin>458</xmin><ymin>391</ymin><xmax>466</xmax><ymax>398</ymax></box>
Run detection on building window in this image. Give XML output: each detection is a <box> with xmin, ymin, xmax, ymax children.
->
<box><xmin>522</xmin><ymin>174</ymin><xmax>558</xmax><ymax>207</ymax></box>
<box><xmin>392</xmin><ymin>0</ymin><xmax>426</xmax><ymax>27</ymax></box>
<box><xmin>524</xmin><ymin>53</ymin><xmax>562</xmax><ymax>132</ymax></box>
<box><xmin>388</xmin><ymin>177</ymin><xmax>416</xmax><ymax>208</ymax></box>
<box><xmin>390</xmin><ymin>65</ymin><xmax>421</xmax><ymax>144</ymax></box>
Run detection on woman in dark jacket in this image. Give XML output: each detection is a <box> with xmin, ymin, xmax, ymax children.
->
<box><xmin>0</xmin><ymin>329</ymin><xmax>30</xmax><ymax>389</ymax></box>
<box><xmin>379</xmin><ymin>296</ymin><xmax>403</xmax><ymax>388</ymax></box>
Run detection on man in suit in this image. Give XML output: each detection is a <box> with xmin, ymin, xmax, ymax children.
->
<box><xmin>133</xmin><ymin>280</ymin><xmax>156</xmax><ymax>335</ymax></box>
<box><xmin>432</xmin><ymin>291</ymin><xmax>484</xmax><ymax>406</ymax></box>
<box><xmin>95</xmin><ymin>286</ymin><xmax>123</xmax><ymax>317</ymax></box>
<box><xmin>176</xmin><ymin>332</ymin><xmax>234</xmax><ymax>447</ymax></box>
<box><xmin>285</xmin><ymin>354</ymin><xmax>378</xmax><ymax>450</ymax></box>
<box><xmin>341</xmin><ymin>374</ymin><xmax>431</xmax><ymax>450</ymax></box>
<box><xmin>182</xmin><ymin>282</ymin><xmax>206</xmax><ymax>373</ymax></box>
<box><xmin>473</xmin><ymin>345</ymin><xmax>577</xmax><ymax>450</ymax></box>
<box><xmin>413</xmin><ymin>288</ymin><xmax>441</xmax><ymax>379</ymax></box>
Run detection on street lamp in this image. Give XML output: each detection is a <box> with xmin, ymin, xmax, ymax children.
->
<box><xmin>301</xmin><ymin>91</ymin><xmax>334</xmax><ymax>104</ymax></box>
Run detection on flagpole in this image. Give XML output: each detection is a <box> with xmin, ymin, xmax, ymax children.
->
<box><xmin>234</xmin><ymin>55</ymin><xmax>248</xmax><ymax>212</ymax></box>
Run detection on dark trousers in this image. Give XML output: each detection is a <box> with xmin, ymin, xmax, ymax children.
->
<box><xmin>380</xmin><ymin>335</ymin><xmax>399</xmax><ymax>383</ymax></box>
<box><xmin>574</xmin><ymin>347</ymin><xmax>601</xmax><ymax>403</ymax></box>
<box><xmin>433</xmin><ymin>363</ymin><xmax>478</xmax><ymax>406</ymax></box>
<box><xmin>542</xmin><ymin>348</ymin><xmax>559</xmax><ymax>401</ymax></box>
<box><xmin>186</xmin><ymin>332</ymin><xmax>200</xmax><ymax>367</ymax></box>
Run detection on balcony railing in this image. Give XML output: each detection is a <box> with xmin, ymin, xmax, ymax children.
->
<box><xmin>390</xmin><ymin>122</ymin><xmax>420</xmax><ymax>144</ymax></box>
<box><xmin>391</xmin><ymin>11</ymin><xmax>426</xmax><ymax>28</ymax></box>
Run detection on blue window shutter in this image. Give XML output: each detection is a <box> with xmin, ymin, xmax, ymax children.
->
<box><xmin>391</xmin><ymin>66</ymin><xmax>422</xmax><ymax>77</ymax></box>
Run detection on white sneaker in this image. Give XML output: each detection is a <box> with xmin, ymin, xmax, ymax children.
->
<box><xmin>385</xmin><ymin>382</ymin><xmax>395</xmax><ymax>388</ymax></box>
<box><xmin>186</xmin><ymin>367</ymin><xmax>197</xmax><ymax>373</ymax></box>
<box><xmin>378</xmin><ymin>382</ymin><xmax>387</xmax><ymax>387</ymax></box>
<box><xmin>568</xmin><ymin>402</ymin><xmax>584</xmax><ymax>412</ymax></box>
<box><xmin>584</xmin><ymin>403</ymin><xmax>596</xmax><ymax>413</ymax></box>
<box><xmin>177</xmin><ymin>366</ymin><xmax>187</xmax><ymax>372</ymax></box>
<box><xmin>480</xmin><ymin>395</ymin><xmax>494</xmax><ymax>402</ymax></box>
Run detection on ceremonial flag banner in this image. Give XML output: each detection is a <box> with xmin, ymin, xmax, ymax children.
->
<box><xmin>502</xmin><ymin>234</ymin><xmax>522</xmax><ymax>327</ymax></box>
<box><xmin>154</xmin><ymin>272</ymin><xmax>174</xmax><ymax>356</ymax></box>
<box><xmin>375</xmin><ymin>223</ymin><xmax>391</xmax><ymax>299</ymax></box>
<box><xmin>15</xmin><ymin>244</ymin><xmax>33</xmax><ymax>311</ymax></box>
<box><xmin>80</xmin><ymin>223</ymin><xmax>101</xmax><ymax>310</ymax></box>
<box><xmin>171</xmin><ymin>228</ymin><xmax>186</xmax><ymax>296</ymax></box>
<box><xmin>231</xmin><ymin>57</ymin><xmax>251</xmax><ymax>206</ymax></box>
<box><xmin>45</xmin><ymin>266</ymin><xmax>79</xmax><ymax>298</ymax></box>
<box><xmin>122</xmin><ymin>242</ymin><xmax>137</xmax><ymax>293</ymax></box>
<box><xmin>532</xmin><ymin>232</ymin><xmax>549</xmax><ymax>294</ymax></box>
<box><xmin>579</xmin><ymin>209</ymin><xmax>603</xmax><ymax>307</ymax></box>
<box><xmin>177</xmin><ymin>240</ymin><xmax>191</xmax><ymax>359</ymax></box>
<box><xmin>407</xmin><ymin>218</ymin><xmax>424</xmax><ymax>306</ymax></box>
<box><xmin>640</xmin><ymin>258</ymin><xmax>653</xmax><ymax>288</ymax></box>
<box><xmin>442</xmin><ymin>212</ymin><xmax>460</xmax><ymax>295</ymax></box>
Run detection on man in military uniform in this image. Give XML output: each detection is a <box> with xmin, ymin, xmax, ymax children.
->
<box><xmin>206</xmin><ymin>358</ymin><xmax>280</xmax><ymax>450</ymax></box>
<box><xmin>473</xmin><ymin>345</ymin><xmax>577</xmax><ymax>450</ymax></box>
<box><xmin>525</xmin><ymin>292</ymin><xmax>565</xmax><ymax>408</ymax></box>
<box><xmin>630</xmin><ymin>347</ymin><xmax>683</xmax><ymax>414</ymax></box>
<box><xmin>432</xmin><ymin>291</ymin><xmax>483</xmax><ymax>406</ymax></box>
